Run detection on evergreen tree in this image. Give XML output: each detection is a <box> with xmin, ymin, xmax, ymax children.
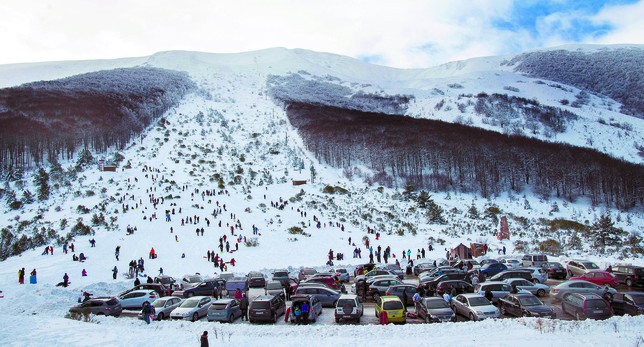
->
<box><xmin>310</xmin><ymin>164</ymin><xmax>317</xmax><ymax>183</ymax></box>
<box><xmin>591</xmin><ymin>214</ymin><xmax>626</xmax><ymax>254</ymax></box>
<box><xmin>34</xmin><ymin>168</ymin><xmax>50</xmax><ymax>201</ymax></box>
<box><xmin>416</xmin><ymin>191</ymin><xmax>430</xmax><ymax>208</ymax></box>
<box><xmin>22</xmin><ymin>190</ymin><xmax>34</xmax><ymax>204</ymax></box>
<box><xmin>75</xmin><ymin>148</ymin><xmax>94</xmax><ymax>171</ymax></box>
<box><xmin>468</xmin><ymin>204</ymin><xmax>480</xmax><ymax>219</ymax></box>
<box><xmin>426</xmin><ymin>198</ymin><xmax>446</xmax><ymax>224</ymax></box>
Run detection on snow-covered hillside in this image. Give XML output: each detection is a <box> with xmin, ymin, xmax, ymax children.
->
<box><xmin>0</xmin><ymin>45</ymin><xmax>642</xmax><ymax>346</ymax></box>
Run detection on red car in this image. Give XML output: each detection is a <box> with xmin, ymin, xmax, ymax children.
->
<box><xmin>570</xmin><ymin>270</ymin><xmax>619</xmax><ymax>287</ymax></box>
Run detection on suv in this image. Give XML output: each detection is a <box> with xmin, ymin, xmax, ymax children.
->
<box><xmin>567</xmin><ymin>260</ymin><xmax>600</xmax><ymax>277</ymax></box>
<box><xmin>521</xmin><ymin>254</ymin><xmax>549</xmax><ymax>267</ymax></box>
<box><xmin>422</xmin><ymin>272</ymin><xmax>466</xmax><ymax>291</ymax></box>
<box><xmin>334</xmin><ymin>294</ymin><xmax>364</xmax><ymax>323</ymax></box>
<box><xmin>561</xmin><ymin>293</ymin><xmax>612</xmax><ymax>321</ymax></box>
<box><xmin>69</xmin><ymin>297</ymin><xmax>122</xmax><ymax>317</ymax></box>
<box><xmin>612</xmin><ymin>265</ymin><xmax>644</xmax><ymax>287</ymax></box>
<box><xmin>249</xmin><ymin>294</ymin><xmax>286</xmax><ymax>323</ymax></box>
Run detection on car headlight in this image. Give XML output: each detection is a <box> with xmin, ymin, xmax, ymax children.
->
<box><xmin>476</xmin><ymin>311</ymin><xmax>483</xmax><ymax>315</ymax></box>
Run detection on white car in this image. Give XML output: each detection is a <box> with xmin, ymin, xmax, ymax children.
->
<box><xmin>170</xmin><ymin>296</ymin><xmax>212</xmax><ymax>321</ymax></box>
<box><xmin>180</xmin><ymin>274</ymin><xmax>204</xmax><ymax>290</ymax></box>
<box><xmin>118</xmin><ymin>290</ymin><xmax>160</xmax><ymax>310</ymax></box>
<box><xmin>138</xmin><ymin>296</ymin><xmax>183</xmax><ymax>321</ymax></box>
<box><xmin>498</xmin><ymin>258</ymin><xmax>521</xmax><ymax>269</ymax></box>
<box><xmin>451</xmin><ymin>293</ymin><xmax>500</xmax><ymax>321</ymax></box>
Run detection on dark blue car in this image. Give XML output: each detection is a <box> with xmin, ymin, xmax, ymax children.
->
<box><xmin>480</xmin><ymin>262</ymin><xmax>507</xmax><ymax>278</ymax></box>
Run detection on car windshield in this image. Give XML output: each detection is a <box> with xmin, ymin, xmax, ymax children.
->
<box><xmin>337</xmin><ymin>299</ymin><xmax>356</xmax><ymax>307</ymax></box>
<box><xmin>186</xmin><ymin>276</ymin><xmax>201</xmax><ymax>283</ymax></box>
<box><xmin>266</xmin><ymin>282</ymin><xmax>282</xmax><ymax>290</ymax></box>
<box><xmin>180</xmin><ymin>299</ymin><xmax>199</xmax><ymax>308</ymax></box>
<box><xmin>468</xmin><ymin>297</ymin><xmax>491</xmax><ymax>307</ymax></box>
<box><xmin>518</xmin><ymin>296</ymin><xmax>543</xmax><ymax>306</ymax></box>
<box><xmin>630</xmin><ymin>295</ymin><xmax>644</xmax><ymax>304</ymax></box>
<box><xmin>210</xmin><ymin>303</ymin><xmax>228</xmax><ymax>310</ymax></box>
<box><xmin>303</xmin><ymin>269</ymin><xmax>317</xmax><ymax>275</ymax></box>
<box><xmin>586</xmin><ymin>300</ymin><xmax>608</xmax><ymax>310</ymax></box>
<box><xmin>424</xmin><ymin>300</ymin><xmax>450</xmax><ymax>309</ymax></box>
<box><xmin>274</xmin><ymin>271</ymin><xmax>288</xmax><ymax>277</ymax></box>
<box><xmin>583</xmin><ymin>262</ymin><xmax>599</xmax><ymax>269</ymax></box>
<box><xmin>549</xmin><ymin>262</ymin><xmax>563</xmax><ymax>268</ymax></box>
<box><xmin>226</xmin><ymin>281</ymin><xmax>247</xmax><ymax>291</ymax></box>
<box><xmin>336</xmin><ymin>269</ymin><xmax>347</xmax><ymax>273</ymax></box>
<box><xmin>635</xmin><ymin>269</ymin><xmax>644</xmax><ymax>276</ymax></box>
<box><xmin>383</xmin><ymin>301</ymin><xmax>403</xmax><ymax>310</ymax></box>
<box><xmin>152</xmin><ymin>300</ymin><xmax>167</xmax><ymax>308</ymax></box>
<box><xmin>250</xmin><ymin>273</ymin><xmax>262</xmax><ymax>278</ymax></box>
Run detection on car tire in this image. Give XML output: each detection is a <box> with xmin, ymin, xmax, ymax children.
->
<box><xmin>469</xmin><ymin>313</ymin><xmax>476</xmax><ymax>321</ymax></box>
<box><xmin>626</xmin><ymin>278</ymin><xmax>633</xmax><ymax>287</ymax></box>
<box><xmin>500</xmin><ymin>305</ymin><xmax>506</xmax><ymax>316</ymax></box>
<box><xmin>335</xmin><ymin>317</ymin><xmax>340</xmax><ymax>323</ymax></box>
<box><xmin>536</xmin><ymin>289</ymin><xmax>546</xmax><ymax>297</ymax></box>
<box><xmin>567</xmin><ymin>270</ymin><xmax>574</xmax><ymax>278</ymax></box>
<box><xmin>272</xmin><ymin>313</ymin><xmax>277</xmax><ymax>323</ymax></box>
<box><xmin>425</xmin><ymin>315</ymin><xmax>431</xmax><ymax>323</ymax></box>
<box><xmin>575</xmin><ymin>312</ymin><xmax>582</xmax><ymax>321</ymax></box>
<box><xmin>186</xmin><ymin>292</ymin><xmax>194</xmax><ymax>298</ymax></box>
<box><xmin>192</xmin><ymin>313</ymin><xmax>198</xmax><ymax>322</ymax></box>
<box><xmin>228</xmin><ymin>315</ymin><xmax>234</xmax><ymax>323</ymax></box>
<box><xmin>522</xmin><ymin>312</ymin><xmax>529</xmax><ymax>317</ymax></box>
<box><xmin>157</xmin><ymin>313</ymin><xmax>164</xmax><ymax>320</ymax></box>
<box><xmin>373</xmin><ymin>294</ymin><xmax>380</xmax><ymax>303</ymax></box>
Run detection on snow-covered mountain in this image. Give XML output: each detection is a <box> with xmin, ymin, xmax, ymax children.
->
<box><xmin>0</xmin><ymin>45</ymin><xmax>642</xmax><ymax>346</ymax></box>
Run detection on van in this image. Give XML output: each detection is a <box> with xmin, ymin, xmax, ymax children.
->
<box><xmin>225</xmin><ymin>277</ymin><xmax>249</xmax><ymax>298</ymax></box>
<box><xmin>522</xmin><ymin>254</ymin><xmax>549</xmax><ymax>267</ymax></box>
<box><xmin>561</xmin><ymin>293</ymin><xmax>612</xmax><ymax>320</ymax></box>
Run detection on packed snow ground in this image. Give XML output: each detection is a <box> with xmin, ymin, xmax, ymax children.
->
<box><xmin>0</xmin><ymin>47</ymin><xmax>643</xmax><ymax>346</ymax></box>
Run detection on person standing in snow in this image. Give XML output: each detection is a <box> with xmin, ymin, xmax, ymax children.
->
<box><xmin>141</xmin><ymin>301</ymin><xmax>152</xmax><ymax>324</ymax></box>
<box><xmin>18</xmin><ymin>268</ymin><xmax>25</xmax><ymax>284</ymax></box>
<box><xmin>240</xmin><ymin>293</ymin><xmax>249</xmax><ymax>321</ymax></box>
<box><xmin>30</xmin><ymin>269</ymin><xmax>37</xmax><ymax>284</ymax></box>
<box><xmin>200</xmin><ymin>331</ymin><xmax>209</xmax><ymax>347</ymax></box>
<box><xmin>112</xmin><ymin>266</ymin><xmax>118</xmax><ymax>279</ymax></box>
<box><xmin>63</xmin><ymin>273</ymin><xmax>70</xmax><ymax>287</ymax></box>
<box><xmin>134</xmin><ymin>277</ymin><xmax>141</xmax><ymax>286</ymax></box>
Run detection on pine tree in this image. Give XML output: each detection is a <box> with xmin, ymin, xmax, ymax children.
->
<box><xmin>426</xmin><ymin>199</ymin><xmax>446</xmax><ymax>224</ymax></box>
<box><xmin>34</xmin><ymin>168</ymin><xmax>50</xmax><ymax>201</ymax></box>
<box><xmin>468</xmin><ymin>204</ymin><xmax>480</xmax><ymax>219</ymax></box>
<box><xmin>591</xmin><ymin>214</ymin><xmax>626</xmax><ymax>254</ymax></box>
<box><xmin>416</xmin><ymin>191</ymin><xmax>430</xmax><ymax>208</ymax></box>
<box><xmin>22</xmin><ymin>190</ymin><xmax>34</xmax><ymax>204</ymax></box>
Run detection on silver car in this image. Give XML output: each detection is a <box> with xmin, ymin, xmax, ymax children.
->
<box><xmin>550</xmin><ymin>280</ymin><xmax>617</xmax><ymax>300</ymax></box>
<box><xmin>475</xmin><ymin>281</ymin><xmax>529</xmax><ymax>304</ymax></box>
<box><xmin>504</xmin><ymin>278</ymin><xmax>550</xmax><ymax>297</ymax></box>
<box><xmin>170</xmin><ymin>296</ymin><xmax>212</xmax><ymax>321</ymax></box>
<box><xmin>118</xmin><ymin>290</ymin><xmax>160</xmax><ymax>310</ymax></box>
<box><xmin>451</xmin><ymin>293</ymin><xmax>500</xmax><ymax>321</ymax></box>
<box><xmin>138</xmin><ymin>296</ymin><xmax>182</xmax><ymax>321</ymax></box>
<box><xmin>207</xmin><ymin>298</ymin><xmax>242</xmax><ymax>323</ymax></box>
<box><xmin>417</xmin><ymin>297</ymin><xmax>457</xmax><ymax>323</ymax></box>
<box><xmin>180</xmin><ymin>274</ymin><xmax>205</xmax><ymax>290</ymax></box>
<box><xmin>519</xmin><ymin>267</ymin><xmax>548</xmax><ymax>284</ymax></box>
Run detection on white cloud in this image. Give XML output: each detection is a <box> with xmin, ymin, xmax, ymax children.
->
<box><xmin>591</xmin><ymin>0</ymin><xmax>644</xmax><ymax>44</ymax></box>
<box><xmin>0</xmin><ymin>0</ymin><xmax>641</xmax><ymax>68</ymax></box>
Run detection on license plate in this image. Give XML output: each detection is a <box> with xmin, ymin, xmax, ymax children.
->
<box><xmin>594</xmin><ymin>310</ymin><xmax>603</xmax><ymax>314</ymax></box>
<box><xmin>342</xmin><ymin>315</ymin><xmax>352</xmax><ymax>318</ymax></box>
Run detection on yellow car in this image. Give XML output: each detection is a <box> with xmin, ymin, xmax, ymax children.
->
<box><xmin>375</xmin><ymin>295</ymin><xmax>406</xmax><ymax>323</ymax></box>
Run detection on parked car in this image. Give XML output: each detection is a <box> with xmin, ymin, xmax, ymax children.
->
<box><xmin>419</xmin><ymin>267</ymin><xmax>460</xmax><ymax>282</ymax></box>
<box><xmin>367</xmin><ymin>278</ymin><xmax>403</xmax><ymax>301</ymax></box>
<box><xmin>271</xmin><ymin>269</ymin><xmax>290</xmax><ymax>286</ymax></box>
<box><xmin>498</xmin><ymin>258</ymin><xmax>521</xmax><ymax>269</ymax></box>
<box><xmin>521</xmin><ymin>254</ymin><xmax>549</xmax><ymax>267</ymax></box>
<box><xmin>422</xmin><ymin>273</ymin><xmax>466</xmax><ymax>290</ymax></box>
<box><xmin>302</xmin><ymin>276</ymin><xmax>345</xmax><ymax>292</ymax></box>
<box><xmin>288</xmin><ymin>294</ymin><xmax>322</xmax><ymax>323</ymax></box>
<box><xmin>295</xmin><ymin>286</ymin><xmax>341</xmax><ymax>307</ymax></box>
<box><xmin>570</xmin><ymin>270</ymin><xmax>619</xmax><ymax>287</ymax></box>
<box><xmin>566</xmin><ymin>260</ymin><xmax>600</xmax><ymax>277</ymax></box>
<box><xmin>170</xmin><ymin>296</ymin><xmax>212</xmax><ymax>321</ymax></box>
<box><xmin>414</xmin><ymin>262</ymin><xmax>436</xmax><ymax>276</ymax></box>
<box><xmin>154</xmin><ymin>275</ymin><xmax>178</xmax><ymax>290</ymax></box>
<box><xmin>504</xmin><ymin>278</ymin><xmax>549</xmax><ymax>297</ymax></box>
<box><xmin>489</xmin><ymin>270</ymin><xmax>532</xmax><ymax>282</ymax></box>
<box><xmin>382</xmin><ymin>264</ymin><xmax>405</xmax><ymax>280</ymax></box>
<box><xmin>517</xmin><ymin>266</ymin><xmax>548</xmax><ymax>284</ymax></box>
<box><xmin>247</xmin><ymin>271</ymin><xmax>266</xmax><ymax>288</ymax></box>
<box><xmin>498</xmin><ymin>293</ymin><xmax>556</xmax><ymax>318</ymax></box>
<box><xmin>334</xmin><ymin>268</ymin><xmax>350</xmax><ymax>283</ymax></box>
<box><xmin>118</xmin><ymin>290</ymin><xmax>159</xmax><ymax>310</ymax></box>
<box><xmin>475</xmin><ymin>281</ymin><xmax>529</xmax><ymax>304</ymax></box>
<box><xmin>173</xmin><ymin>278</ymin><xmax>226</xmax><ymax>298</ymax></box>
<box><xmin>354</xmin><ymin>263</ymin><xmax>377</xmax><ymax>277</ymax></box>
<box><xmin>451</xmin><ymin>293</ymin><xmax>500</xmax><ymax>321</ymax></box>
<box><xmin>542</xmin><ymin>262</ymin><xmax>567</xmax><ymax>280</ymax></box>
<box><xmin>550</xmin><ymin>280</ymin><xmax>617</xmax><ymax>300</ymax></box>
<box><xmin>385</xmin><ymin>284</ymin><xmax>418</xmax><ymax>306</ymax></box>
<box><xmin>611</xmin><ymin>292</ymin><xmax>644</xmax><ymax>316</ymax></box>
<box><xmin>374</xmin><ymin>295</ymin><xmax>406</xmax><ymax>324</ymax></box>
<box><xmin>479</xmin><ymin>259</ymin><xmax>499</xmax><ymax>266</ymax></box>
<box><xmin>207</xmin><ymin>298</ymin><xmax>242</xmax><ymax>323</ymax></box>
<box><xmin>121</xmin><ymin>283</ymin><xmax>172</xmax><ymax>297</ymax></box>
<box><xmin>561</xmin><ymin>293</ymin><xmax>613</xmax><ymax>320</ymax></box>
<box><xmin>225</xmin><ymin>277</ymin><xmax>250</xmax><ymax>298</ymax></box>
<box><xmin>479</xmin><ymin>262</ymin><xmax>508</xmax><ymax>278</ymax></box>
<box><xmin>180</xmin><ymin>274</ymin><xmax>205</xmax><ymax>290</ymax></box>
<box><xmin>454</xmin><ymin>259</ymin><xmax>481</xmax><ymax>270</ymax></box>
<box><xmin>417</xmin><ymin>297</ymin><xmax>456</xmax><ymax>323</ymax></box>
<box><xmin>137</xmin><ymin>296</ymin><xmax>182</xmax><ymax>321</ymax></box>
<box><xmin>69</xmin><ymin>297</ymin><xmax>122</xmax><ymax>317</ymax></box>
<box><xmin>298</xmin><ymin>267</ymin><xmax>318</xmax><ymax>281</ymax></box>
<box><xmin>612</xmin><ymin>265</ymin><xmax>644</xmax><ymax>287</ymax></box>
<box><xmin>249</xmin><ymin>294</ymin><xmax>286</xmax><ymax>323</ymax></box>
<box><xmin>436</xmin><ymin>280</ymin><xmax>475</xmax><ymax>296</ymax></box>
<box><xmin>334</xmin><ymin>294</ymin><xmax>364</xmax><ymax>323</ymax></box>
<box><xmin>219</xmin><ymin>272</ymin><xmax>235</xmax><ymax>281</ymax></box>
<box><xmin>264</xmin><ymin>280</ymin><xmax>285</xmax><ymax>298</ymax></box>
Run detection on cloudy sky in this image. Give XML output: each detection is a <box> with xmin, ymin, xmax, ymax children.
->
<box><xmin>1</xmin><ymin>0</ymin><xmax>642</xmax><ymax>68</ymax></box>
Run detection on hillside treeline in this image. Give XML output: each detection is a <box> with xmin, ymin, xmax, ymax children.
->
<box><xmin>286</xmin><ymin>102</ymin><xmax>643</xmax><ymax>210</ymax></box>
<box><xmin>0</xmin><ymin>67</ymin><xmax>196</xmax><ymax>171</ymax></box>
<box><xmin>507</xmin><ymin>48</ymin><xmax>644</xmax><ymax>118</ymax></box>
